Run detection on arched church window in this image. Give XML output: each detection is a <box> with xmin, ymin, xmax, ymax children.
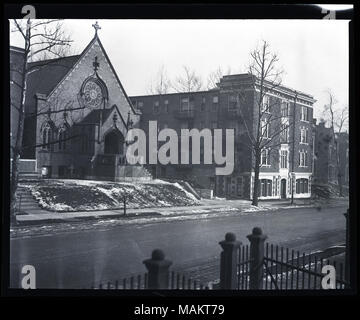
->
<box><xmin>58</xmin><ymin>128</ymin><xmax>67</xmax><ymax>151</ymax></box>
<box><xmin>41</xmin><ymin>122</ymin><xmax>53</xmax><ymax>151</ymax></box>
<box><xmin>80</xmin><ymin>75</ymin><xmax>108</xmax><ymax>109</ymax></box>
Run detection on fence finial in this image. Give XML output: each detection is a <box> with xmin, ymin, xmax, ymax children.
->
<box><xmin>247</xmin><ymin>226</ymin><xmax>267</xmax><ymax>290</ymax></box>
<box><xmin>219</xmin><ymin>232</ymin><xmax>241</xmax><ymax>289</ymax></box>
<box><xmin>152</xmin><ymin>249</ymin><xmax>165</xmax><ymax>261</ymax></box>
<box><xmin>143</xmin><ymin>249</ymin><xmax>172</xmax><ymax>289</ymax></box>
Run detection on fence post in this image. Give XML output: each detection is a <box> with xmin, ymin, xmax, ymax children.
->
<box><xmin>219</xmin><ymin>232</ymin><xmax>241</xmax><ymax>289</ymax></box>
<box><xmin>143</xmin><ymin>249</ymin><xmax>172</xmax><ymax>289</ymax></box>
<box><xmin>344</xmin><ymin>209</ymin><xmax>350</xmax><ymax>286</ymax></box>
<box><xmin>247</xmin><ymin>227</ymin><xmax>267</xmax><ymax>290</ymax></box>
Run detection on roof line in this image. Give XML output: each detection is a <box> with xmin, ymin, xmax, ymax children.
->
<box><xmin>10</xmin><ymin>45</ymin><xmax>25</xmax><ymax>53</ymax></box>
<box><xmin>130</xmin><ymin>89</ymin><xmax>220</xmax><ymax>99</ymax></box>
<box><xmin>45</xmin><ymin>35</ymin><xmax>99</xmax><ymax>99</ymax></box>
<box><xmin>44</xmin><ymin>34</ymin><xmax>137</xmax><ymax>115</ymax></box>
<box><xmin>95</xmin><ymin>36</ymin><xmax>137</xmax><ymax>115</ymax></box>
<box><xmin>103</xmin><ymin>104</ymin><xmax>128</xmax><ymax>129</ymax></box>
<box><xmin>27</xmin><ymin>54</ymin><xmax>81</xmax><ymax>66</ymax></box>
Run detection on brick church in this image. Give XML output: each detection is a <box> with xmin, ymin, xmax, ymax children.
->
<box><xmin>14</xmin><ymin>23</ymin><xmax>150</xmax><ymax>181</ymax></box>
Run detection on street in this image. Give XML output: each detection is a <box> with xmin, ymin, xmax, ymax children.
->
<box><xmin>10</xmin><ymin>204</ymin><xmax>347</xmax><ymax>289</ymax></box>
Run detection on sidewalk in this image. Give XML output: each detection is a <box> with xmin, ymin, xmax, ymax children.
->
<box><xmin>15</xmin><ymin>203</ymin><xmax>236</xmax><ymax>224</ymax></box>
<box><xmin>15</xmin><ymin>197</ymin><xmax>349</xmax><ymax>225</ymax></box>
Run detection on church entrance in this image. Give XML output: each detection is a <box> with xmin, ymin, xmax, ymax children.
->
<box><xmin>281</xmin><ymin>178</ymin><xmax>287</xmax><ymax>199</ymax></box>
<box><xmin>104</xmin><ymin>130</ymin><xmax>124</xmax><ymax>155</ymax></box>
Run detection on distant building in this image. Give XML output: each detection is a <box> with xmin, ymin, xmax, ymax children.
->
<box><xmin>131</xmin><ymin>74</ymin><xmax>316</xmax><ymax>199</ymax></box>
<box><xmin>337</xmin><ymin>132</ymin><xmax>349</xmax><ymax>185</ymax></box>
<box><xmin>313</xmin><ymin>121</ymin><xmax>349</xmax><ymax>185</ymax></box>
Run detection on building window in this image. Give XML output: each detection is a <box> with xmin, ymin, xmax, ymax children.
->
<box><xmin>41</xmin><ymin>122</ymin><xmax>52</xmax><ymax>151</ymax></box>
<box><xmin>236</xmin><ymin>177</ymin><xmax>243</xmax><ymax>197</ymax></box>
<box><xmin>261</xmin><ymin>119</ymin><xmax>270</xmax><ymax>139</ymax></box>
<box><xmin>281</xmin><ymin>101</ymin><xmax>289</xmax><ymax>117</ymax></box>
<box><xmin>300</xmin><ymin>128</ymin><xmax>309</xmax><ymax>144</ymax></box>
<box><xmin>228</xmin><ymin>120</ymin><xmax>237</xmax><ymax>136</ymax></box>
<box><xmin>261</xmin><ymin>148</ymin><xmax>270</xmax><ymax>166</ymax></box>
<box><xmin>133</xmin><ymin>100</ymin><xmax>143</xmax><ymax>111</ymax></box>
<box><xmin>153</xmin><ymin>101</ymin><xmax>160</xmax><ymax>114</ymax></box>
<box><xmin>228</xmin><ymin>94</ymin><xmax>238</xmax><ymax>110</ymax></box>
<box><xmin>180</xmin><ymin>97</ymin><xmax>190</xmax><ymax>112</ymax></box>
<box><xmin>300</xmin><ymin>106</ymin><xmax>309</xmax><ymax>121</ymax></box>
<box><xmin>200</xmin><ymin>97</ymin><xmax>206</xmax><ymax>112</ymax></box>
<box><xmin>200</xmin><ymin>96</ymin><xmax>206</xmax><ymax>112</ymax></box>
<box><xmin>261</xmin><ymin>95</ymin><xmax>270</xmax><ymax>113</ymax></box>
<box><xmin>280</xmin><ymin>124</ymin><xmax>288</xmax><ymax>143</ymax></box>
<box><xmin>164</xmin><ymin>100</ymin><xmax>169</xmax><ymax>113</ymax></box>
<box><xmin>58</xmin><ymin>128</ymin><xmax>67</xmax><ymax>151</ymax></box>
<box><xmin>296</xmin><ymin>178</ymin><xmax>309</xmax><ymax>194</ymax></box>
<box><xmin>212</xmin><ymin>96</ymin><xmax>219</xmax><ymax>111</ymax></box>
<box><xmin>299</xmin><ymin>150</ymin><xmax>308</xmax><ymax>167</ymax></box>
<box><xmin>280</xmin><ymin>150</ymin><xmax>288</xmax><ymax>169</ymax></box>
<box><xmin>260</xmin><ymin>179</ymin><xmax>272</xmax><ymax>197</ymax></box>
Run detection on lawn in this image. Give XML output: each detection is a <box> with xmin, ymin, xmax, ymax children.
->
<box><xmin>21</xmin><ymin>179</ymin><xmax>200</xmax><ymax>212</ymax></box>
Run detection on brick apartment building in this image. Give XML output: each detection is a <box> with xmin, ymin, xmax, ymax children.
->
<box><xmin>131</xmin><ymin>74</ymin><xmax>316</xmax><ymax>200</ymax></box>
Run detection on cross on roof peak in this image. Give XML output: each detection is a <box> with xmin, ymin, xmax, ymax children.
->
<box><xmin>92</xmin><ymin>21</ymin><xmax>101</xmax><ymax>35</ymax></box>
<box><xmin>93</xmin><ymin>56</ymin><xmax>99</xmax><ymax>72</ymax></box>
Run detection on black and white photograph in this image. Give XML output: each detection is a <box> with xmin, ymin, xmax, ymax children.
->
<box><xmin>3</xmin><ymin>3</ymin><xmax>356</xmax><ymax>296</ymax></box>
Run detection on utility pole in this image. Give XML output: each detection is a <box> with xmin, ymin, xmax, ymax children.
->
<box><xmin>290</xmin><ymin>91</ymin><xmax>298</xmax><ymax>205</ymax></box>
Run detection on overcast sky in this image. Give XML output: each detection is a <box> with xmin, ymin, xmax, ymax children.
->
<box><xmin>10</xmin><ymin>19</ymin><xmax>349</xmax><ymax>120</ymax></box>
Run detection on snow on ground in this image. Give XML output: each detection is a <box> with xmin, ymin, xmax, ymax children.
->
<box><xmin>21</xmin><ymin>179</ymin><xmax>200</xmax><ymax>212</ymax></box>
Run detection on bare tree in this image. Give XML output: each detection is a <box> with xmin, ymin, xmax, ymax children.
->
<box><xmin>231</xmin><ymin>41</ymin><xmax>285</xmax><ymax>206</ymax></box>
<box><xmin>207</xmin><ymin>66</ymin><xmax>232</xmax><ymax>90</ymax></box>
<box><xmin>148</xmin><ymin>65</ymin><xmax>171</xmax><ymax>95</ymax></box>
<box><xmin>322</xmin><ymin>90</ymin><xmax>349</xmax><ymax>196</ymax></box>
<box><xmin>172</xmin><ymin>66</ymin><xmax>203</xmax><ymax>93</ymax></box>
<box><xmin>10</xmin><ymin>19</ymin><xmax>73</xmax><ymax>221</ymax></box>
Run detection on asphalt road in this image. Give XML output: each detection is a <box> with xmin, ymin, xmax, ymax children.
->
<box><xmin>9</xmin><ymin>204</ymin><xmax>347</xmax><ymax>289</ymax></box>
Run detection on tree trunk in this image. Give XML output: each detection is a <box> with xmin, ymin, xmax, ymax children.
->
<box><xmin>252</xmin><ymin>149</ymin><xmax>261</xmax><ymax>206</ymax></box>
<box><xmin>10</xmin><ymin>21</ymin><xmax>30</xmax><ymax>223</ymax></box>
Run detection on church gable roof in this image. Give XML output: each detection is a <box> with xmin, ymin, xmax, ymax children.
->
<box><xmin>25</xmin><ymin>30</ymin><xmax>137</xmax><ymax>116</ymax></box>
<box><xmin>47</xmin><ymin>34</ymin><xmax>137</xmax><ymax>115</ymax></box>
<box><xmin>78</xmin><ymin>105</ymin><xmax>127</xmax><ymax>128</ymax></box>
<box><xmin>25</xmin><ymin>55</ymin><xmax>80</xmax><ymax>115</ymax></box>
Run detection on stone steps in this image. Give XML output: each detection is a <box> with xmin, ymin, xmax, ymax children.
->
<box><xmin>18</xmin><ymin>172</ymin><xmax>40</xmax><ymax>182</ymax></box>
<box><xmin>16</xmin><ymin>186</ymin><xmax>40</xmax><ymax>212</ymax></box>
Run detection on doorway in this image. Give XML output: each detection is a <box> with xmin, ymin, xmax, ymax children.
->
<box><xmin>104</xmin><ymin>130</ymin><xmax>124</xmax><ymax>154</ymax></box>
<box><xmin>281</xmin><ymin>179</ymin><xmax>287</xmax><ymax>199</ymax></box>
